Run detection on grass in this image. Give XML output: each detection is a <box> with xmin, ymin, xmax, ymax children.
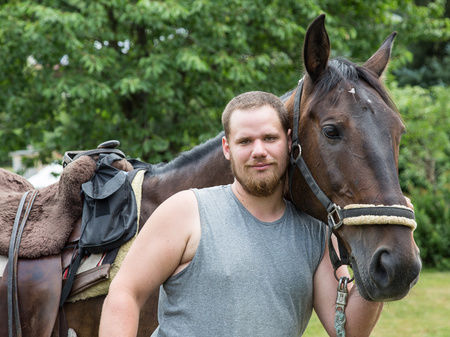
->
<box><xmin>303</xmin><ymin>270</ymin><xmax>450</xmax><ymax>337</ymax></box>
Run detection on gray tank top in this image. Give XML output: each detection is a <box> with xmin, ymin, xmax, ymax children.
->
<box><xmin>151</xmin><ymin>185</ymin><xmax>326</xmax><ymax>337</ymax></box>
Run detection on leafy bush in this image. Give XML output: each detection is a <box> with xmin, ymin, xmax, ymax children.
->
<box><xmin>391</xmin><ymin>84</ymin><xmax>450</xmax><ymax>269</ymax></box>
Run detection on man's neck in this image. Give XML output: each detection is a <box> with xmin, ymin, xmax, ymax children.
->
<box><xmin>231</xmin><ymin>181</ymin><xmax>286</xmax><ymax>223</ymax></box>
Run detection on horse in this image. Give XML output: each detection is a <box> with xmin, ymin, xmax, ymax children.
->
<box><xmin>1</xmin><ymin>14</ymin><xmax>421</xmax><ymax>336</ymax></box>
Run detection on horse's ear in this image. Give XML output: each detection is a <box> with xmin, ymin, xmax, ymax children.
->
<box><xmin>303</xmin><ymin>14</ymin><xmax>330</xmax><ymax>83</ymax></box>
<box><xmin>363</xmin><ymin>32</ymin><xmax>397</xmax><ymax>77</ymax></box>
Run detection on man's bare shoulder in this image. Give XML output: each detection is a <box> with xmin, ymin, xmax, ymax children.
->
<box><xmin>140</xmin><ymin>189</ymin><xmax>198</xmax><ymax>239</ymax></box>
<box><xmin>150</xmin><ymin>189</ymin><xmax>198</xmax><ymax>225</ymax></box>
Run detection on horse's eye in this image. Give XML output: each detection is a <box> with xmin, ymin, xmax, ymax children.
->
<box><xmin>322</xmin><ymin>125</ymin><xmax>341</xmax><ymax>139</ymax></box>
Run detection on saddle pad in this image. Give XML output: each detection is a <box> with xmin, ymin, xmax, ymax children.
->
<box><xmin>0</xmin><ymin>252</ymin><xmax>104</xmax><ymax>280</ymax></box>
<box><xmin>67</xmin><ymin>169</ymin><xmax>145</xmax><ymax>302</ymax></box>
<box><xmin>0</xmin><ymin>255</ymin><xmax>6</xmax><ymax>277</ymax></box>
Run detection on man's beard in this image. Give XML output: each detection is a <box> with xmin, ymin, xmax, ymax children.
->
<box><xmin>229</xmin><ymin>154</ymin><xmax>288</xmax><ymax>197</ymax></box>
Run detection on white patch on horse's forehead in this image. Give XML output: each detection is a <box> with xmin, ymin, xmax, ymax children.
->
<box><xmin>348</xmin><ymin>88</ymin><xmax>356</xmax><ymax>94</ymax></box>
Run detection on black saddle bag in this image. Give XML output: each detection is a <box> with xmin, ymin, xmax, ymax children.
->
<box><xmin>60</xmin><ymin>153</ymin><xmax>138</xmax><ymax>306</ymax></box>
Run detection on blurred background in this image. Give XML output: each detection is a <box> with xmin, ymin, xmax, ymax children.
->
<box><xmin>0</xmin><ymin>1</ymin><xmax>448</xmax><ymax>334</ymax></box>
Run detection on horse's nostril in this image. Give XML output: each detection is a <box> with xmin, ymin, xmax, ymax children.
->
<box><xmin>369</xmin><ymin>248</ymin><xmax>392</xmax><ymax>288</ymax></box>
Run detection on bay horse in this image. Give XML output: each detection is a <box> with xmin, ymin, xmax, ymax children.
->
<box><xmin>4</xmin><ymin>14</ymin><xmax>421</xmax><ymax>336</ymax></box>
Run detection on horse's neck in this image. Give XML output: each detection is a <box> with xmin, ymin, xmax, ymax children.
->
<box><xmin>139</xmin><ymin>138</ymin><xmax>233</xmax><ymax>225</ymax></box>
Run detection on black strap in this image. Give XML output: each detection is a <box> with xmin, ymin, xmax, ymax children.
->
<box><xmin>288</xmin><ymin>79</ymin><xmax>303</xmax><ymax>203</ymax></box>
<box><xmin>8</xmin><ymin>190</ymin><xmax>38</xmax><ymax>337</ymax></box>
<box><xmin>289</xmin><ymin>79</ymin><xmax>337</xmax><ymax>217</ymax></box>
<box><xmin>60</xmin><ymin>249</ymin><xmax>83</xmax><ymax>307</ymax></box>
<box><xmin>328</xmin><ymin>230</ymin><xmax>352</xmax><ymax>270</ymax></box>
<box><xmin>292</xmin><ymin>154</ymin><xmax>335</xmax><ymax>213</ymax></box>
<box><xmin>291</xmin><ymin>79</ymin><xmax>303</xmax><ymax>145</ymax></box>
<box><xmin>341</xmin><ymin>206</ymin><xmax>415</xmax><ymax>220</ymax></box>
<box><xmin>288</xmin><ymin>79</ymin><xmax>349</xmax><ymax>273</ymax></box>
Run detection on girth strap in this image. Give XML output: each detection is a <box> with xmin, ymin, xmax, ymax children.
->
<box><xmin>7</xmin><ymin>190</ymin><xmax>39</xmax><ymax>337</ymax></box>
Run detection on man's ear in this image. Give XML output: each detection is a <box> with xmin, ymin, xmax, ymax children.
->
<box><xmin>287</xmin><ymin>129</ymin><xmax>292</xmax><ymax>152</ymax></box>
<box><xmin>222</xmin><ymin>136</ymin><xmax>231</xmax><ymax>160</ymax></box>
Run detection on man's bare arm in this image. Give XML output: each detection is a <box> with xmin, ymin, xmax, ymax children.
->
<box><xmin>313</xmin><ymin>236</ymin><xmax>383</xmax><ymax>337</ymax></box>
<box><xmin>99</xmin><ymin>190</ymin><xmax>199</xmax><ymax>337</ymax></box>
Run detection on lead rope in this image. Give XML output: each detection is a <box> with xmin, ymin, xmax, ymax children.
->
<box><xmin>335</xmin><ymin>276</ymin><xmax>350</xmax><ymax>337</ymax></box>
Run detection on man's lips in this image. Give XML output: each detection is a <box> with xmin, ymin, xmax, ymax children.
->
<box><xmin>247</xmin><ymin>162</ymin><xmax>275</xmax><ymax>170</ymax></box>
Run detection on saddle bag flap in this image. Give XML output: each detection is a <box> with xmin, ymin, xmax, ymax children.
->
<box><xmin>81</xmin><ymin>169</ymin><xmax>126</xmax><ymax>200</ymax></box>
<box><xmin>79</xmin><ymin>154</ymin><xmax>138</xmax><ymax>253</ymax></box>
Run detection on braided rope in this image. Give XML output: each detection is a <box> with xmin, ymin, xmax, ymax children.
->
<box><xmin>342</xmin><ymin>204</ymin><xmax>417</xmax><ymax>230</ymax></box>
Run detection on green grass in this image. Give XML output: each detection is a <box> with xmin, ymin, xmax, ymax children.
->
<box><xmin>303</xmin><ymin>270</ymin><xmax>450</xmax><ymax>337</ymax></box>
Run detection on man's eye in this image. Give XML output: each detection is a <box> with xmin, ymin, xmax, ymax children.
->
<box><xmin>265</xmin><ymin>136</ymin><xmax>277</xmax><ymax>141</ymax></box>
<box><xmin>239</xmin><ymin>139</ymin><xmax>250</xmax><ymax>144</ymax></box>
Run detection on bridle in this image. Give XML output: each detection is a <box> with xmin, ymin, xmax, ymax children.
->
<box><xmin>287</xmin><ymin>77</ymin><xmax>417</xmax><ymax>336</ymax></box>
<box><xmin>287</xmin><ymin>78</ymin><xmax>417</xmax><ymax>275</ymax></box>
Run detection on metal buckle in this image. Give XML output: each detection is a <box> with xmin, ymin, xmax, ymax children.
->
<box><xmin>292</xmin><ymin>143</ymin><xmax>302</xmax><ymax>161</ymax></box>
<box><xmin>328</xmin><ymin>204</ymin><xmax>343</xmax><ymax>230</ymax></box>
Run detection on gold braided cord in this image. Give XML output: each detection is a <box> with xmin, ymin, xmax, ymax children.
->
<box><xmin>343</xmin><ymin>215</ymin><xmax>417</xmax><ymax>230</ymax></box>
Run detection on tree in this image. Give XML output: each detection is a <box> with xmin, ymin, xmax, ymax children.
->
<box><xmin>394</xmin><ymin>0</ymin><xmax>450</xmax><ymax>87</ymax></box>
<box><xmin>0</xmin><ymin>0</ymin><xmax>447</xmax><ymax>163</ymax></box>
<box><xmin>393</xmin><ymin>84</ymin><xmax>450</xmax><ymax>269</ymax></box>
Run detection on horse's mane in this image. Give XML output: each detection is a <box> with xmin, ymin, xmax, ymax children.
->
<box><xmin>152</xmin><ymin>132</ymin><xmax>224</xmax><ymax>174</ymax></box>
<box><xmin>280</xmin><ymin>89</ymin><xmax>295</xmax><ymax>103</ymax></box>
<box><xmin>310</xmin><ymin>58</ymin><xmax>398</xmax><ymax>113</ymax></box>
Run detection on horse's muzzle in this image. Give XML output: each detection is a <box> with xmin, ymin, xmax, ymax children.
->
<box><xmin>353</xmin><ymin>243</ymin><xmax>422</xmax><ymax>302</ymax></box>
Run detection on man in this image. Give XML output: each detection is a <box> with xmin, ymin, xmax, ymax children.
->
<box><xmin>99</xmin><ymin>91</ymin><xmax>383</xmax><ymax>336</ymax></box>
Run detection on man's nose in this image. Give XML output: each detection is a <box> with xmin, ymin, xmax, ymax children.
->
<box><xmin>252</xmin><ymin>139</ymin><xmax>267</xmax><ymax>158</ymax></box>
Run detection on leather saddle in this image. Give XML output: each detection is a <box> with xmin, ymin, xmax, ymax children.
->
<box><xmin>0</xmin><ymin>140</ymin><xmax>131</xmax><ymax>337</ymax></box>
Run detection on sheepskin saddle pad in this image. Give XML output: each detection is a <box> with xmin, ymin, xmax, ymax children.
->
<box><xmin>0</xmin><ymin>155</ymin><xmax>133</xmax><ymax>259</ymax></box>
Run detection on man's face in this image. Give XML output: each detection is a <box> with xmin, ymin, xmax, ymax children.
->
<box><xmin>222</xmin><ymin>105</ymin><xmax>291</xmax><ymax>197</ymax></box>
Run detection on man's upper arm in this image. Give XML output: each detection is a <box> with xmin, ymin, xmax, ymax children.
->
<box><xmin>109</xmin><ymin>189</ymin><xmax>199</xmax><ymax>307</ymax></box>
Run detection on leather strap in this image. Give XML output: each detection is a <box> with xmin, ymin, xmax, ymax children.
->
<box><xmin>63</xmin><ymin>148</ymin><xmax>125</xmax><ymax>168</ymax></box>
<box><xmin>291</xmin><ymin>78</ymin><xmax>303</xmax><ymax>145</ymax></box>
<box><xmin>7</xmin><ymin>190</ymin><xmax>38</xmax><ymax>337</ymax></box>
<box><xmin>341</xmin><ymin>206</ymin><xmax>415</xmax><ymax>220</ymax></box>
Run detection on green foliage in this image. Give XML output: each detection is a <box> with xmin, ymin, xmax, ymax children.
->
<box><xmin>392</xmin><ymin>85</ymin><xmax>450</xmax><ymax>269</ymax></box>
<box><xmin>0</xmin><ymin>1</ymin><xmax>448</xmax><ymax>268</ymax></box>
<box><xmin>0</xmin><ymin>0</ymin><xmax>447</xmax><ymax>163</ymax></box>
<box><xmin>394</xmin><ymin>0</ymin><xmax>450</xmax><ymax>87</ymax></box>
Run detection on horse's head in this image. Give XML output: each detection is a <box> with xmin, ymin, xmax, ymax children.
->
<box><xmin>286</xmin><ymin>15</ymin><xmax>421</xmax><ymax>301</ymax></box>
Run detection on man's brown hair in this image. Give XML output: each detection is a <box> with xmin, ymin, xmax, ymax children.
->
<box><xmin>221</xmin><ymin>91</ymin><xmax>289</xmax><ymax>136</ymax></box>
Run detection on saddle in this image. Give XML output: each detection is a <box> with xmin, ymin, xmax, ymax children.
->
<box><xmin>0</xmin><ymin>141</ymin><xmax>139</xmax><ymax>337</ymax></box>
